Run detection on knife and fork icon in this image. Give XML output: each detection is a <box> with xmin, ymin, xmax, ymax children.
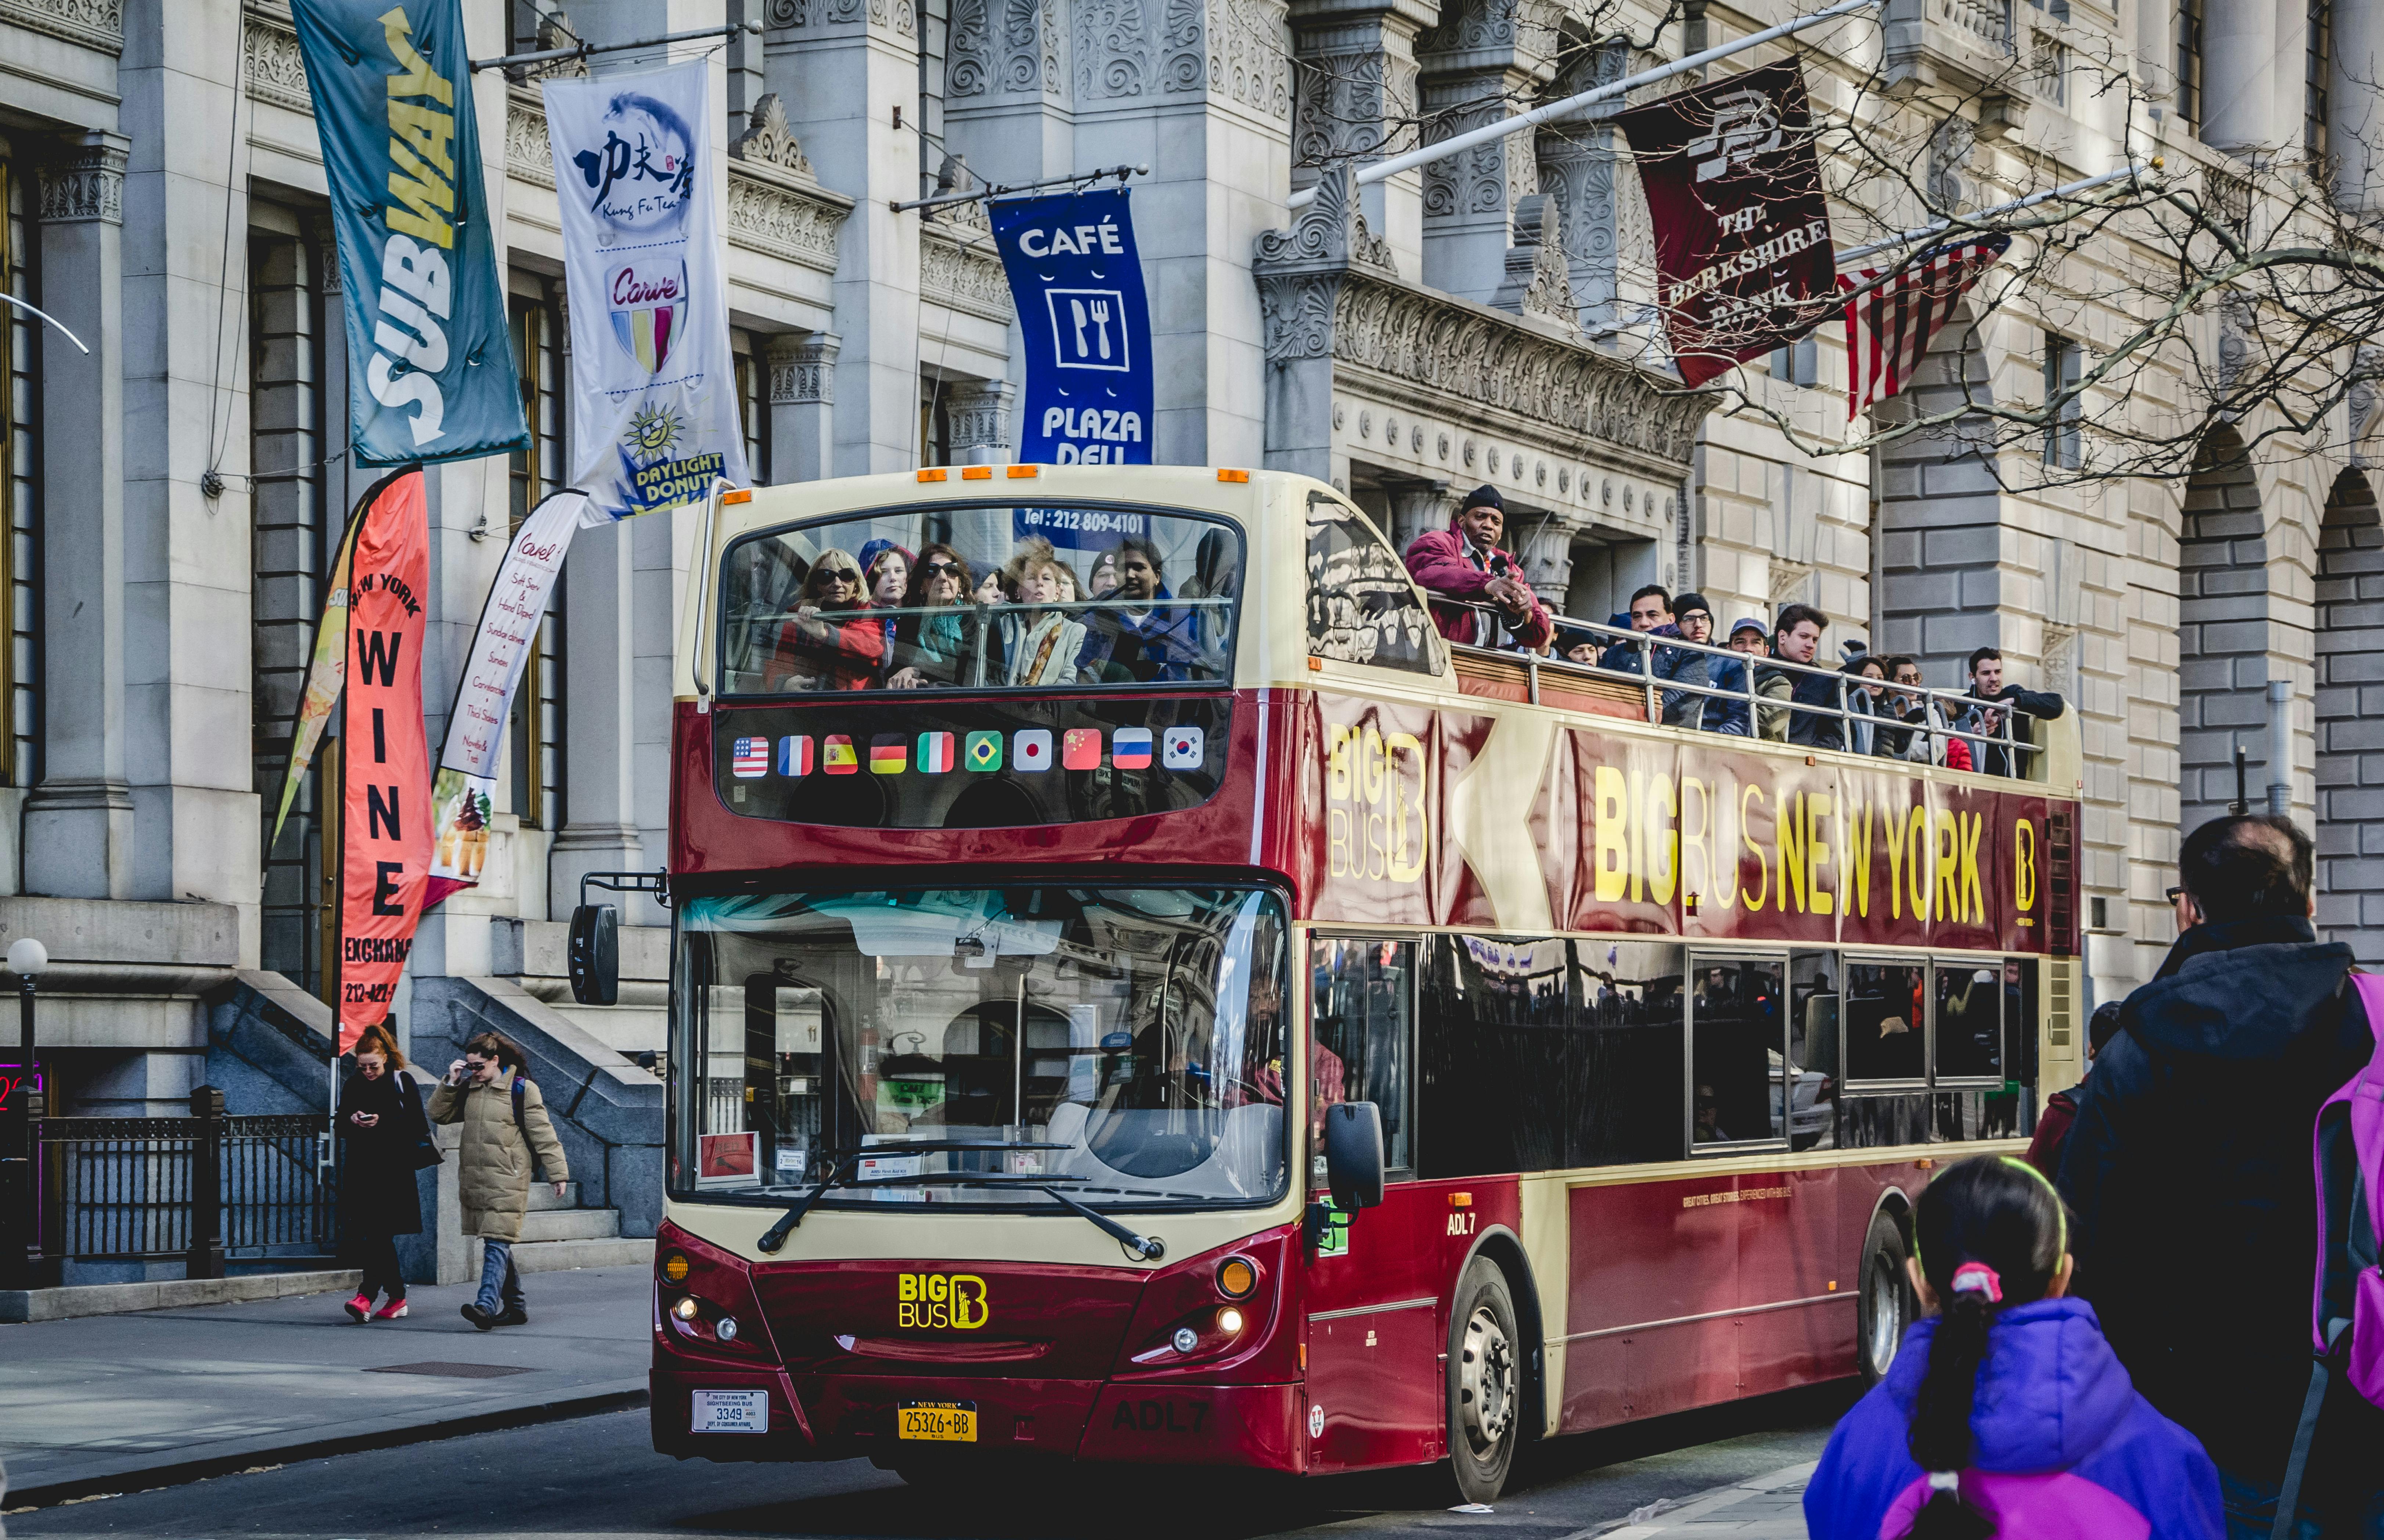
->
<box><xmin>1069</xmin><ymin>297</ymin><xmax>1114</xmax><ymax>361</ymax></box>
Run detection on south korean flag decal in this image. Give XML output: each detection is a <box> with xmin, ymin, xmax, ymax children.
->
<box><xmin>1162</xmin><ymin>726</ymin><xmax>1204</xmax><ymax>770</ymax></box>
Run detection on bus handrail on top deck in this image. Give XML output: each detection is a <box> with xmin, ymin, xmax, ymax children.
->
<box><xmin>1432</xmin><ymin>602</ymin><xmax>2048</xmax><ymax>779</ymax></box>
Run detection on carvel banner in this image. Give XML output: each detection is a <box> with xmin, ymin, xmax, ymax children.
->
<box><xmin>545</xmin><ymin>61</ymin><xmax>748</xmax><ymax>522</ymax></box>
<box><xmin>1616</xmin><ymin>62</ymin><xmax>1837</xmax><ymax>389</ymax></box>
<box><xmin>425</xmin><ymin>489</ymin><xmax>589</xmax><ymax>909</ymax></box>
<box><xmin>1303</xmin><ymin>694</ymin><xmax>2070</xmax><ymax>956</ymax></box>
<box><xmin>338</xmin><ymin>471</ymin><xmax>434</xmax><ymax>1050</ymax></box>
<box><xmin>989</xmin><ymin>188</ymin><xmax>1155</xmax><ymax>466</ymax></box>
<box><xmin>288</xmin><ymin>0</ymin><xmax>527</xmax><ymax>465</ymax></box>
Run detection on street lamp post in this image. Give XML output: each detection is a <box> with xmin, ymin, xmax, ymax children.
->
<box><xmin>2</xmin><ymin>936</ymin><xmax>44</xmax><ymax>1291</ymax></box>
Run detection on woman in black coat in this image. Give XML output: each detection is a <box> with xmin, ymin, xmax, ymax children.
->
<box><xmin>339</xmin><ymin>1023</ymin><xmax>430</xmax><ymax>1322</ymax></box>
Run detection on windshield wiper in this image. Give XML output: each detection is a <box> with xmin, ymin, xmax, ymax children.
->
<box><xmin>757</xmin><ymin>1158</ymin><xmax>846</xmax><ymax>1252</ymax></box>
<box><xmin>1039</xmin><ymin>1185</ymin><xmax>1165</xmax><ymax>1260</ymax></box>
<box><xmin>755</xmin><ymin>1145</ymin><xmax>1079</xmax><ymax>1251</ymax></box>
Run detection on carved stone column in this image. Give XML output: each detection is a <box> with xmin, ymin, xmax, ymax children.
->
<box><xmin>1386</xmin><ymin>479</ymin><xmax>1451</xmax><ymax>553</ymax></box>
<box><xmin>769</xmin><ymin>332</ymin><xmax>840</xmax><ymax>484</ymax></box>
<box><xmin>1534</xmin><ymin>38</ymin><xmax>1646</xmax><ymax>331</ymax></box>
<box><xmin>1290</xmin><ymin>0</ymin><xmax>1440</xmax><ymax>278</ymax></box>
<box><xmin>944</xmin><ymin>377</ymin><xmax>1014</xmax><ymax>464</ymax></box>
<box><xmin>2199</xmin><ymin>0</ymin><xmax>2278</xmax><ymax>153</ymax></box>
<box><xmin>26</xmin><ymin>134</ymin><xmax>132</xmax><ymax>901</ymax></box>
<box><xmin>1254</xmin><ymin>170</ymin><xmax>1397</xmax><ymax>484</ymax></box>
<box><xmin>1414</xmin><ymin>0</ymin><xmax>1557</xmax><ymax>304</ymax></box>
<box><xmin>2334</xmin><ymin>0</ymin><xmax>2384</xmax><ymax>213</ymax></box>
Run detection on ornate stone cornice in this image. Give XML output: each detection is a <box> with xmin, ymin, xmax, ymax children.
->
<box><xmin>726</xmin><ymin>164</ymin><xmax>853</xmax><ymax>276</ymax></box>
<box><xmin>242</xmin><ymin>4</ymin><xmax>310</xmax><ymax>114</ymax></box>
<box><xmin>768</xmin><ymin>332</ymin><xmax>840</xmax><ymax>404</ymax></box>
<box><xmin>945</xmin><ymin>378</ymin><xmax>1015</xmax><ymax>451</ymax></box>
<box><xmin>505</xmin><ymin>87</ymin><xmax>553</xmax><ymax>188</ymax></box>
<box><xmin>921</xmin><ymin>220</ymin><xmax>1013</xmax><ymax>324</ymax></box>
<box><xmin>767</xmin><ymin>0</ymin><xmax>916</xmax><ymax>37</ymax></box>
<box><xmin>38</xmin><ymin>138</ymin><xmax>125</xmax><ymax>225</ymax></box>
<box><xmin>0</xmin><ymin>0</ymin><xmax>123</xmax><ymax>55</ymax></box>
<box><xmin>729</xmin><ymin>93</ymin><xmax>813</xmax><ymax>178</ymax></box>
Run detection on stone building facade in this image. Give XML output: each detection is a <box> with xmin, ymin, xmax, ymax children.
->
<box><xmin>0</xmin><ymin>0</ymin><xmax>2373</xmax><ymax>1167</ymax></box>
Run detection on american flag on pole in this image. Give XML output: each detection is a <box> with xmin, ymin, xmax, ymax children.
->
<box><xmin>1839</xmin><ymin>233</ymin><xmax>2012</xmax><ymax>419</ymax></box>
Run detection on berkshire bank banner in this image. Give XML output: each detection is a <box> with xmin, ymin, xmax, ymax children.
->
<box><xmin>288</xmin><ymin>0</ymin><xmax>528</xmax><ymax>465</ymax></box>
<box><xmin>989</xmin><ymin>189</ymin><xmax>1155</xmax><ymax>466</ymax></box>
<box><xmin>545</xmin><ymin>61</ymin><xmax>749</xmax><ymax>523</ymax></box>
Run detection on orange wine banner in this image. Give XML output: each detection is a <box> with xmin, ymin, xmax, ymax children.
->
<box><xmin>338</xmin><ymin>469</ymin><xmax>434</xmax><ymax>1051</ymax></box>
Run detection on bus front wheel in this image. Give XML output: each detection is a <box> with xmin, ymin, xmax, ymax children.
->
<box><xmin>1446</xmin><ymin>1258</ymin><xmax>1519</xmax><ymax>1504</ymax></box>
<box><xmin>1857</xmin><ymin>1208</ymin><xmax>1914</xmax><ymax>1386</ymax></box>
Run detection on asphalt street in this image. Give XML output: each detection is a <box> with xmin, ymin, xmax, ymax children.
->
<box><xmin>6</xmin><ymin>1382</ymin><xmax>1854</xmax><ymax>1539</ymax></box>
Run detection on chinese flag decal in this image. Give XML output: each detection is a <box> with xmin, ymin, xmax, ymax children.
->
<box><xmin>336</xmin><ymin>470</ymin><xmax>433</xmax><ymax>1053</ymax></box>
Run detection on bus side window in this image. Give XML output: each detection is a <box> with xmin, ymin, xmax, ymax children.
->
<box><xmin>1843</xmin><ymin>961</ymin><xmax>1928</xmax><ymax>1085</ymax></box>
<box><xmin>1416</xmin><ymin>934</ymin><xmax>1571</xmax><ymax>1177</ymax></box>
<box><xmin>1569</xmin><ymin>941</ymin><xmax>1687</xmax><ymax>1167</ymax></box>
<box><xmin>1305</xmin><ymin>495</ymin><xmax>1442</xmax><ymax>675</ymax></box>
<box><xmin>1308</xmin><ymin>937</ymin><xmax>1415</xmax><ymax>1183</ymax></box>
<box><xmin>1688</xmin><ymin>956</ymin><xmax>1789</xmax><ymax>1150</ymax></box>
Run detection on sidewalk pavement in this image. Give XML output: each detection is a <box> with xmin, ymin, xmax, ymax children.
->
<box><xmin>1588</xmin><ymin>1462</ymin><xmax>1815</xmax><ymax>1538</ymax></box>
<box><xmin>0</xmin><ymin>1262</ymin><xmax>652</xmax><ymax>1508</ymax></box>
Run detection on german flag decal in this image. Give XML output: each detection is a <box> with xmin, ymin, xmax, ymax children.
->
<box><xmin>870</xmin><ymin>734</ymin><xmax>908</xmax><ymax>774</ymax></box>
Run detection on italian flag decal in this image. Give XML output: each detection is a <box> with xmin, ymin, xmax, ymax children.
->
<box><xmin>917</xmin><ymin>731</ymin><xmax>956</xmax><ymax>773</ymax></box>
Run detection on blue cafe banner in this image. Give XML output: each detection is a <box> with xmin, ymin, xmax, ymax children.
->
<box><xmin>988</xmin><ymin>189</ymin><xmax>1155</xmax><ymax>467</ymax></box>
<box><xmin>288</xmin><ymin>0</ymin><xmax>527</xmax><ymax>466</ymax></box>
<box><xmin>544</xmin><ymin>60</ymin><xmax>749</xmax><ymax>523</ymax></box>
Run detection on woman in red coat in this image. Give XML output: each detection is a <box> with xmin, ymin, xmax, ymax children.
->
<box><xmin>766</xmin><ymin>548</ymin><xmax>884</xmax><ymax>690</ymax></box>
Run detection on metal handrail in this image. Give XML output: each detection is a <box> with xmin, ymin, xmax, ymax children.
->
<box><xmin>1441</xmin><ymin>603</ymin><xmax>2048</xmax><ymax>774</ymax></box>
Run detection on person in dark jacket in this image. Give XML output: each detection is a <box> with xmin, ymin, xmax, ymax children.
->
<box><xmin>2023</xmin><ymin>999</ymin><xmax>2122</xmax><ymax>1178</ymax></box>
<box><xmin>1962</xmin><ymin>646</ymin><xmax>2066</xmax><ymax>778</ymax></box>
<box><xmin>1400</xmin><ymin>485</ymin><xmax>1554</xmax><ymax>653</ymax></box>
<box><xmin>2057</xmin><ymin>814</ymin><xmax>2383</xmax><ymax>1537</ymax></box>
<box><xmin>1701</xmin><ymin>617</ymin><xmax>1766</xmax><ymax>737</ymax></box>
<box><xmin>338</xmin><ymin>1023</ymin><xmax>430</xmax><ymax>1323</ymax></box>
<box><xmin>1759</xmin><ymin>603</ymin><xmax>1845</xmax><ymax>750</ymax></box>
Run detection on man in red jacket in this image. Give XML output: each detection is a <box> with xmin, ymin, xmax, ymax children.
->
<box><xmin>1400</xmin><ymin>485</ymin><xmax>1554</xmax><ymax>653</ymax></box>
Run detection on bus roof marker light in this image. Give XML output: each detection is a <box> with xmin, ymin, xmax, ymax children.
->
<box><xmin>721</xmin><ymin>488</ymin><xmax>753</xmax><ymax>505</ymax></box>
<box><xmin>1006</xmin><ymin>465</ymin><xmax>1038</xmax><ymax>478</ymax></box>
<box><xmin>918</xmin><ymin>468</ymin><xmax>948</xmax><ymax>482</ymax></box>
<box><xmin>961</xmin><ymin>466</ymin><xmax>993</xmax><ymax>481</ymax></box>
<box><xmin>1217</xmin><ymin>468</ymin><xmax>1249</xmax><ymax>483</ymax></box>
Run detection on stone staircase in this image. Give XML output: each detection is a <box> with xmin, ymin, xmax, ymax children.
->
<box><xmin>513</xmin><ymin>1183</ymin><xmax>652</xmax><ymax>1274</ymax></box>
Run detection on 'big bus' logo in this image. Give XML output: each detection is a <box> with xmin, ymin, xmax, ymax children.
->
<box><xmin>1326</xmin><ymin>721</ymin><xmax>1429</xmax><ymax>883</ymax></box>
<box><xmin>897</xmin><ymin>1272</ymin><xmax>990</xmax><ymax>1329</ymax></box>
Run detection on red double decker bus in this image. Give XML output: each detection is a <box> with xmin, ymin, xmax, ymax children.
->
<box><xmin>637</xmin><ymin>464</ymin><xmax>2082</xmax><ymax>1499</ymax></box>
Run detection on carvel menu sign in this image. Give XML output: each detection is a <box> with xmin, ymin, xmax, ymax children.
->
<box><xmin>1300</xmin><ymin>694</ymin><xmax>2071</xmax><ymax>955</ymax></box>
<box><xmin>713</xmin><ymin>696</ymin><xmax>1228</xmax><ymax>828</ymax></box>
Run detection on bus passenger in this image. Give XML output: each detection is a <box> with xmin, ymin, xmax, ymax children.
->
<box><xmin>858</xmin><ymin>540</ymin><xmax>913</xmax><ymax>675</ymax></box>
<box><xmin>887</xmin><ymin>544</ymin><xmax>975</xmax><ymax>689</ymax></box>
<box><xmin>1804</xmin><ymin>1156</ymin><xmax>2222</xmax><ymax>1540</ymax></box>
<box><xmin>1077</xmin><ymin>537</ymin><xmax>1199</xmax><ymax>683</ymax></box>
<box><xmin>1086</xmin><ymin>547</ymin><xmax>1121</xmax><ymax>600</ymax></box>
<box><xmin>1401</xmin><ymin>485</ymin><xmax>1554</xmax><ymax>654</ymax></box>
<box><xmin>1842</xmin><ymin>651</ymin><xmax>1887</xmax><ymax>755</ymax></box>
<box><xmin>1762</xmin><ymin>604</ymin><xmax>1845</xmax><ymax>749</ymax></box>
<box><xmin>1962</xmin><ymin>647</ymin><xmax>2066</xmax><ymax>778</ymax></box>
<box><xmin>1709</xmin><ymin>617</ymin><xmax>1770</xmax><ymax>737</ymax></box>
<box><xmin>765</xmin><ymin>548</ymin><xmax>885</xmax><ymax>691</ymax></box>
<box><xmin>999</xmin><ymin>540</ymin><xmax>1087</xmax><ymax>687</ymax></box>
<box><xmin>1179</xmin><ymin>528</ymin><xmax>1240</xmax><ymax>663</ymax></box>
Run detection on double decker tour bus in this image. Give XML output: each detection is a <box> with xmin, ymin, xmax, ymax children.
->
<box><xmin>634</xmin><ymin>463</ymin><xmax>2082</xmax><ymax>1500</ymax></box>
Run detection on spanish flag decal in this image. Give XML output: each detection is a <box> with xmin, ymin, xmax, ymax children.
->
<box><xmin>823</xmin><ymin>735</ymin><xmax>858</xmax><ymax>774</ymax></box>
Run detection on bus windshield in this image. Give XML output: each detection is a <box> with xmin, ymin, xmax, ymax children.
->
<box><xmin>717</xmin><ymin>503</ymin><xmax>1242</xmax><ymax>694</ymax></box>
<box><xmin>674</xmin><ymin>886</ymin><xmax>1290</xmax><ymax>1210</ymax></box>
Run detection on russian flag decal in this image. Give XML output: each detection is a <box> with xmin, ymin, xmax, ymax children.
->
<box><xmin>1111</xmin><ymin>727</ymin><xmax>1153</xmax><ymax>769</ymax></box>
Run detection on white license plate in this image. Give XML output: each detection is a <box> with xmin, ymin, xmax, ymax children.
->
<box><xmin>691</xmin><ymin>1390</ymin><xmax>769</xmax><ymax>1433</ymax></box>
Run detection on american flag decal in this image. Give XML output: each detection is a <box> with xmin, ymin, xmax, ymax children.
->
<box><xmin>1839</xmin><ymin>234</ymin><xmax>2011</xmax><ymax>419</ymax></box>
<box><xmin>731</xmin><ymin>737</ymin><xmax>770</xmax><ymax>778</ymax></box>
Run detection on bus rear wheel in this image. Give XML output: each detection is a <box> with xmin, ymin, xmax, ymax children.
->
<box><xmin>1446</xmin><ymin>1258</ymin><xmax>1519</xmax><ymax>1505</ymax></box>
<box><xmin>1857</xmin><ymin>1208</ymin><xmax>1914</xmax><ymax>1386</ymax></box>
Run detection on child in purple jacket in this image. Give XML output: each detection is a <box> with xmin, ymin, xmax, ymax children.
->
<box><xmin>1805</xmin><ymin>1155</ymin><xmax>2223</xmax><ymax>1540</ymax></box>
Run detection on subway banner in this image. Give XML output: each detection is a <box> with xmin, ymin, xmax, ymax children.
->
<box><xmin>337</xmin><ymin>471</ymin><xmax>435</xmax><ymax>1050</ymax></box>
<box><xmin>545</xmin><ymin>60</ymin><xmax>748</xmax><ymax>522</ymax></box>
<box><xmin>989</xmin><ymin>188</ymin><xmax>1155</xmax><ymax>466</ymax></box>
<box><xmin>288</xmin><ymin>0</ymin><xmax>527</xmax><ymax>465</ymax></box>
<box><xmin>1300</xmin><ymin>695</ymin><xmax>2069</xmax><ymax>955</ymax></box>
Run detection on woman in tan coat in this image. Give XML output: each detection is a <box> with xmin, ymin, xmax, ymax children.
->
<box><xmin>427</xmin><ymin>1031</ymin><xmax>568</xmax><ymax>1330</ymax></box>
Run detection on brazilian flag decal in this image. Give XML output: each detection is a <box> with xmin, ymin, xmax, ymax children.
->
<box><xmin>965</xmin><ymin>730</ymin><xmax>1003</xmax><ymax>772</ymax></box>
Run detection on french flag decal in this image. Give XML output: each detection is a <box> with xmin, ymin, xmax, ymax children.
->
<box><xmin>1111</xmin><ymin>727</ymin><xmax>1153</xmax><ymax>769</ymax></box>
<box><xmin>731</xmin><ymin>737</ymin><xmax>770</xmax><ymax>778</ymax></box>
<box><xmin>778</xmin><ymin>736</ymin><xmax>813</xmax><ymax>777</ymax></box>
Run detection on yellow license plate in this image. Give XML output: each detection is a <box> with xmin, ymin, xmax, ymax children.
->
<box><xmin>897</xmin><ymin>1402</ymin><xmax>977</xmax><ymax>1442</ymax></box>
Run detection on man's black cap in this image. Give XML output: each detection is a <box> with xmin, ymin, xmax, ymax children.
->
<box><xmin>1460</xmin><ymin>484</ymin><xmax>1504</xmax><ymax>513</ymax></box>
<box><xmin>1673</xmin><ymin>591</ymin><xmax>1713</xmax><ymax>618</ymax></box>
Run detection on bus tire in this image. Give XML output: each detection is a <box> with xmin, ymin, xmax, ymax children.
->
<box><xmin>1857</xmin><ymin>1207</ymin><xmax>1914</xmax><ymax>1387</ymax></box>
<box><xmin>1446</xmin><ymin>1257</ymin><xmax>1520</xmax><ymax>1505</ymax></box>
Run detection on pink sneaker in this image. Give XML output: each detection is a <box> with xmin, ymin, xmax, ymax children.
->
<box><xmin>343</xmin><ymin>1293</ymin><xmax>372</xmax><ymax>1323</ymax></box>
<box><xmin>371</xmin><ymin>1299</ymin><xmax>409</xmax><ymax>1321</ymax></box>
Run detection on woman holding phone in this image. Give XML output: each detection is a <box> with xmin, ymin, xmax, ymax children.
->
<box><xmin>338</xmin><ymin>1023</ymin><xmax>432</xmax><ymax>1322</ymax></box>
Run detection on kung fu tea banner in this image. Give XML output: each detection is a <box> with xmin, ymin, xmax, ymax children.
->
<box><xmin>1301</xmin><ymin>692</ymin><xmax>2070</xmax><ymax>956</ymax></box>
<box><xmin>1617</xmin><ymin>62</ymin><xmax>1837</xmax><ymax>389</ymax></box>
<box><xmin>989</xmin><ymin>188</ymin><xmax>1155</xmax><ymax>465</ymax></box>
<box><xmin>338</xmin><ymin>471</ymin><xmax>434</xmax><ymax>1049</ymax></box>
<box><xmin>545</xmin><ymin>61</ymin><xmax>748</xmax><ymax>522</ymax></box>
<box><xmin>288</xmin><ymin>0</ymin><xmax>527</xmax><ymax>465</ymax></box>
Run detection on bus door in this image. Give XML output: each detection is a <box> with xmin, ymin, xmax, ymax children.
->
<box><xmin>1302</xmin><ymin>936</ymin><xmax>1441</xmax><ymax>1469</ymax></box>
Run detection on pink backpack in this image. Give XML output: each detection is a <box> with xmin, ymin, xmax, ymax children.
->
<box><xmin>2272</xmin><ymin>971</ymin><xmax>2384</xmax><ymax>1539</ymax></box>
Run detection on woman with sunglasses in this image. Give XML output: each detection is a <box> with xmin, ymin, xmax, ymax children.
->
<box><xmin>887</xmin><ymin>543</ymin><xmax>976</xmax><ymax>688</ymax></box>
<box><xmin>765</xmin><ymin>547</ymin><xmax>885</xmax><ymax>690</ymax></box>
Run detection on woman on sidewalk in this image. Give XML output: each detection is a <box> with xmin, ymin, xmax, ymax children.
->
<box><xmin>337</xmin><ymin>1025</ymin><xmax>430</xmax><ymax>1323</ymax></box>
<box><xmin>429</xmin><ymin>1032</ymin><xmax>569</xmax><ymax>1330</ymax></box>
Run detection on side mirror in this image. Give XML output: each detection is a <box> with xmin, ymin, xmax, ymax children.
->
<box><xmin>1323</xmin><ymin>1101</ymin><xmax>1385</xmax><ymax>1212</ymax></box>
<box><xmin>568</xmin><ymin>903</ymin><xmax>619</xmax><ymax>1006</ymax></box>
